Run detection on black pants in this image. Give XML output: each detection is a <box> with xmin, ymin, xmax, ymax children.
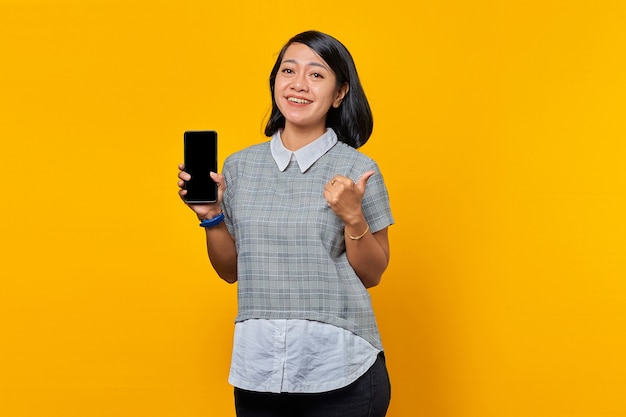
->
<box><xmin>234</xmin><ymin>352</ymin><xmax>391</xmax><ymax>417</ymax></box>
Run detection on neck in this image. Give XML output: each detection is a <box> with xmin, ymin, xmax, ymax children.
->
<box><xmin>280</xmin><ymin>125</ymin><xmax>326</xmax><ymax>151</ymax></box>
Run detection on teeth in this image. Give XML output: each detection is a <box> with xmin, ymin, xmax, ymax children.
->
<box><xmin>288</xmin><ymin>97</ymin><xmax>311</xmax><ymax>104</ymax></box>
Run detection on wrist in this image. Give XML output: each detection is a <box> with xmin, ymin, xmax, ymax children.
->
<box><xmin>199</xmin><ymin>211</ymin><xmax>224</xmax><ymax>228</ymax></box>
<box><xmin>197</xmin><ymin>209</ymin><xmax>222</xmax><ymax>221</ymax></box>
<box><xmin>343</xmin><ymin>212</ymin><xmax>366</xmax><ymax>229</ymax></box>
<box><xmin>346</xmin><ymin>223</ymin><xmax>370</xmax><ymax>240</ymax></box>
<box><xmin>344</xmin><ymin>216</ymin><xmax>369</xmax><ymax>241</ymax></box>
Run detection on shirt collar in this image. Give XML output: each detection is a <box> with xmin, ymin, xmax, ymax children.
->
<box><xmin>270</xmin><ymin>128</ymin><xmax>338</xmax><ymax>173</ymax></box>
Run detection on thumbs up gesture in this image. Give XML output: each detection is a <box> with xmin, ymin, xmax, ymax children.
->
<box><xmin>323</xmin><ymin>170</ymin><xmax>375</xmax><ymax>224</ymax></box>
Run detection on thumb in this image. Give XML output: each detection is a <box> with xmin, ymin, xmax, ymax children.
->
<box><xmin>355</xmin><ymin>170</ymin><xmax>375</xmax><ymax>193</ymax></box>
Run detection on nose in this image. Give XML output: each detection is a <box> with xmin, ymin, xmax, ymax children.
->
<box><xmin>291</xmin><ymin>72</ymin><xmax>308</xmax><ymax>91</ymax></box>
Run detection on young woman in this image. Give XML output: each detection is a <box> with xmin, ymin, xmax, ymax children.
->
<box><xmin>178</xmin><ymin>30</ymin><xmax>393</xmax><ymax>417</ymax></box>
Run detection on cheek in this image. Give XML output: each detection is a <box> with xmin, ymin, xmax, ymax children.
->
<box><xmin>320</xmin><ymin>85</ymin><xmax>340</xmax><ymax>104</ymax></box>
<box><xmin>274</xmin><ymin>93</ymin><xmax>286</xmax><ymax>115</ymax></box>
<box><xmin>273</xmin><ymin>78</ymin><xmax>284</xmax><ymax>96</ymax></box>
<box><xmin>273</xmin><ymin>84</ymin><xmax>286</xmax><ymax>112</ymax></box>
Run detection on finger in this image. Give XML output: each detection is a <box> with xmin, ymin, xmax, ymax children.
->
<box><xmin>355</xmin><ymin>170</ymin><xmax>375</xmax><ymax>193</ymax></box>
<box><xmin>178</xmin><ymin>171</ymin><xmax>191</xmax><ymax>181</ymax></box>
<box><xmin>324</xmin><ymin>180</ymin><xmax>338</xmax><ymax>194</ymax></box>
<box><xmin>210</xmin><ymin>171</ymin><xmax>226</xmax><ymax>189</ymax></box>
<box><xmin>178</xmin><ymin>163</ymin><xmax>185</xmax><ymax>170</ymax></box>
<box><xmin>322</xmin><ymin>189</ymin><xmax>336</xmax><ymax>208</ymax></box>
<box><xmin>329</xmin><ymin>175</ymin><xmax>352</xmax><ymax>188</ymax></box>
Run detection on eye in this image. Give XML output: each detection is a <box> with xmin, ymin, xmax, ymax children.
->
<box><xmin>281</xmin><ymin>68</ymin><xmax>294</xmax><ymax>74</ymax></box>
<box><xmin>311</xmin><ymin>72</ymin><xmax>324</xmax><ymax>79</ymax></box>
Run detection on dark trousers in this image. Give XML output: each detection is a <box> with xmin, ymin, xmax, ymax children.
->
<box><xmin>234</xmin><ymin>352</ymin><xmax>391</xmax><ymax>417</ymax></box>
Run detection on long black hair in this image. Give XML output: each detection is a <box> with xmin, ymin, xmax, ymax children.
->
<box><xmin>264</xmin><ymin>30</ymin><xmax>373</xmax><ymax>149</ymax></box>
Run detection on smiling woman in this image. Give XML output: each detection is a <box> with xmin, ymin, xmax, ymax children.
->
<box><xmin>177</xmin><ymin>30</ymin><xmax>393</xmax><ymax>417</ymax></box>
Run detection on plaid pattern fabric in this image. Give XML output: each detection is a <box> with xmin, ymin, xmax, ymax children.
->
<box><xmin>222</xmin><ymin>140</ymin><xmax>393</xmax><ymax>350</ymax></box>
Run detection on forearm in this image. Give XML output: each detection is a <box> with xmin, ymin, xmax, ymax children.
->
<box><xmin>204</xmin><ymin>223</ymin><xmax>238</xmax><ymax>283</ymax></box>
<box><xmin>344</xmin><ymin>219</ymin><xmax>390</xmax><ymax>288</ymax></box>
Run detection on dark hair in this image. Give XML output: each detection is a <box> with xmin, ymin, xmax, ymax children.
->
<box><xmin>264</xmin><ymin>30</ymin><xmax>373</xmax><ymax>149</ymax></box>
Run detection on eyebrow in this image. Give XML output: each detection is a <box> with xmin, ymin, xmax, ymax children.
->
<box><xmin>282</xmin><ymin>59</ymin><xmax>329</xmax><ymax>70</ymax></box>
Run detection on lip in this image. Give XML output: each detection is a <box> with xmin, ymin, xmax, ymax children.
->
<box><xmin>286</xmin><ymin>96</ymin><xmax>313</xmax><ymax>105</ymax></box>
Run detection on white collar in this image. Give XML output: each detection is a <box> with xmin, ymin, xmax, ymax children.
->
<box><xmin>270</xmin><ymin>128</ymin><xmax>338</xmax><ymax>173</ymax></box>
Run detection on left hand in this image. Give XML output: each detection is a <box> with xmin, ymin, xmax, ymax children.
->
<box><xmin>323</xmin><ymin>170</ymin><xmax>375</xmax><ymax>224</ymax></box>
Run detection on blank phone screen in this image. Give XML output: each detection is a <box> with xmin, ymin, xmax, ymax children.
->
<box><xmin>183</xmin><ymin>130</ymin><xmax>218</xmax><ymax>203</ymax></box>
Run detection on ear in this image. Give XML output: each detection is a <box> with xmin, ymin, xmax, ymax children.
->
<box><xmin>333</xmin><ymin>83</ymin><xmax>349</xmax><ymax>108</ymax></box>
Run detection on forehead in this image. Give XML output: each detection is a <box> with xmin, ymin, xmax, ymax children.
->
<box><xmin>281</xmin><ymin>42</ymin><xmax>330</xmax><ymax>69</ymax></box>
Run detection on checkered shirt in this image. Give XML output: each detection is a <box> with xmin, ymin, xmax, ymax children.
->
<box><xmin>221</xmin><ymin>136</ymin><xmax>393</xmax><ymax>349</ymax></box>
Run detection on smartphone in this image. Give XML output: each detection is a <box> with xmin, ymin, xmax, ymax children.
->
<box><xmin>183</xmin><ymin>130</ymin><xmax>218</xmax><ymax>203</ymax></box>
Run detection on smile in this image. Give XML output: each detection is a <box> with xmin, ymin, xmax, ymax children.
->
<box><xmin>288</xmin><ymin>97</ymin><xmax>312</xmax><ymax>104</ymax></box>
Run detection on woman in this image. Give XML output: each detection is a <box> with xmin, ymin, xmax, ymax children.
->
<box><xmin>178</xmin><ymin>30</ymin><xmax>393</xmax><ymax>417</ymax></box>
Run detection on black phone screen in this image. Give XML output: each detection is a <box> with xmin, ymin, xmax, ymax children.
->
<box><xmin>183</xmin><ymin>130</ymin><xmax>218</xmax><ymax>203</ymax></box>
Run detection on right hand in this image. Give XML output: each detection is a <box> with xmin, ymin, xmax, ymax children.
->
<box><xmin>177</xmin><ymin>163</ymin><xmax>226</xmax><ymax>220</ymax></box>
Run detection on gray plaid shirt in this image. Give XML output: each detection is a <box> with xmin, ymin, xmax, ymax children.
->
<box><xmin>222</xmin><ymin>129</ymin><xmax>393</xmax><ymax>349</ymax></box>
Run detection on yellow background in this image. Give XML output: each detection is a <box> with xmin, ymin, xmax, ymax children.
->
<box><xmin>1</xmin><ymin>1</ymin><xmax>625</xmax><ymax>416</ymax></box>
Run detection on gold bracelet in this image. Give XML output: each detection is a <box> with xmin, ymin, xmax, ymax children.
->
<box><xmin>347</xmin><ymin>224</ymin><xmax>370</xmax><ymax>240</ymax></box>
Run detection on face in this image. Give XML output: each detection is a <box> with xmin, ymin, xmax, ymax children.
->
<box><xmin>274</xmin><ymin>42</ymin><xmax>348</xmax><ymax>135</ymax></box>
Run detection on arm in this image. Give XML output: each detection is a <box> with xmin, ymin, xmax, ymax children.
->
<box><xmin>323</xmin><ymin>170</ymin><xmax>391</xmax><ymax>288</ymax></box>
<box><xmin>344</xmin><ymin>221</ymin><xmax>389</xmax><ymax>288</ymax></box>
<box><xmin>178</xmin><ymin>165</ymin><xmax>238</xmax><ymax>283</ymax></box>
<box><xmin>203</xmin><ymin>221</ymin><xmax>238</xmax><ymax>283</ymax></box>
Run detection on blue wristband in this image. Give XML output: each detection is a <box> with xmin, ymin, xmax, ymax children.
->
<box><xmin>199</xmin><ymin>212</ymin><xmax>224</xmax><ymax>228</ymax></box>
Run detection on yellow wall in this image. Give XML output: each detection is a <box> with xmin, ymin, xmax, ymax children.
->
<box><xmin>1</xmin><ymin>1</ymin><xmax>625</xmax><ymax>416</ymax></box>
